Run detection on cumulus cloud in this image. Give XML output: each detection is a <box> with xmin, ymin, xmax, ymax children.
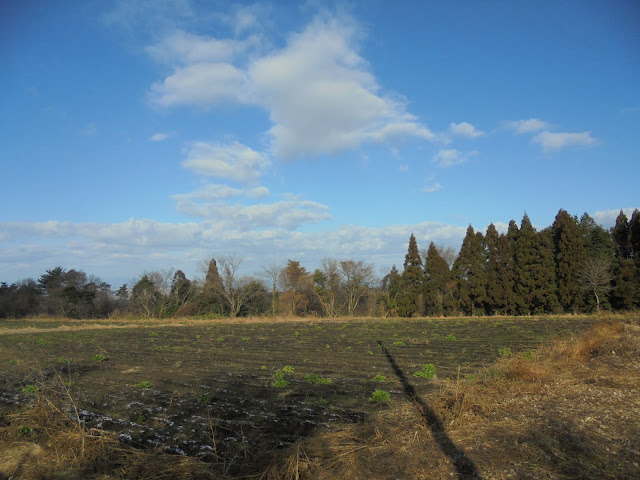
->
<box><xmin>449</xmin><ymin>122</ymin><xmax>485</xmax><ymax>138</ymax></box>
<box><xmin>532</xmin><ymin>131</ymin><xmax>597</xmax><ymax>153</ymax></box>
<box><xmin>506</xmin><ymin>118</ymin><xmax>550</xmax><ymax>134</ymax></box>
<box><xmin>147</xmin><ymin>15</ymin><xmax>435</xmax><ymax>159</ymax></box>
<box><xmin>182</xmin><ymin>141</ymin><xmax>271</xmax><ymax>183</ymax></box>
<box><xmin>593</xmin><ymin>207</ymin><xmax>639</xmax><ymax>228</ymax></box>
<box><xmin>433</xmin><ymin>149</ymin><xmax>478</xmax><ymax>168</ymax></box>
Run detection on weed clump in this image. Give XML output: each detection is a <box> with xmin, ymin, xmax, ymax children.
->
<box><xmin>413</xmin><ymin>364</ymin><xmax>437</xmax><ymax>379</ymax></box>
<box><xmin>369</xmin><ymin>389</ymin><xmax>391</xmax><ymax>403</ymax></box>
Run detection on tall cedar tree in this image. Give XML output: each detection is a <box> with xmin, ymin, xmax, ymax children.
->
<box><xmin>611</xmin><ymin>210</ymin><xmax>632</xmax><ymax>260</ymax></box>
<box><xmin>630</xmin><ymin>210</ymin><xmax>640</xmax><ymax>308</ymax></box>
<box><xmin>507</xmin><ymin>220</ymin><xmax>521</xmax><ymax>312</ymax></box>
<box><xmin>552</xmin><ymin>209</ymin><xmax>587</xmax><ymax>312</ymax></box>
<box><xmin>396</xmin><ymin>234</ymin><xmax>423</xmax><ymax>317</ymax></box>
<box><xmin>453</xmin><ymin>226</ymin><xmax>487</xmax><ymax>316</ymax></box>
<box><xmin>514</xmin><ymin>215</ymin><xmax>560</xmax><ymax>314</ymax></box>
<box><xmin>423</xmin><ymin>242</ymin><xmax>452</xmax><ymax>316</ymax></box>
<box><xmin>610</xmin><ymin>211</ymin><xmax>638</xmax><ymax>310</ymax></box>
<box><xmin>484</xmin><ymin>224</ymin><xmax>516</xmax><ymax>315</ymax></box>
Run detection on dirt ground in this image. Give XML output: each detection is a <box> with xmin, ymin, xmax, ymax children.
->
<box><xmin>1</xmin><ymin>315</ymin><xmax>637</xmax><ymax>479</ymax></box>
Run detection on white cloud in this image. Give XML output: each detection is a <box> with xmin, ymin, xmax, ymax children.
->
<box><xmin>593</xmin><ymin>207</ymin><xmax>639</xmax><ymax>228</ymax></box>
<box><xmin>449</xmin><ymin>122</ymin><xmax>485</xmax><ymax>138</ymax></box>
<box><xmin>150</xmin><ymin>62</ymin><xmax>249</xmax><ymax>106</ymax></box>
<box><xmin>532</xmin><ymin>131</ymin><xmax>597</xmax><ymax>153</ymax></box>
<box><xmin>149</xmin><ymin>132</ymin><xmax>170</xmax><ymax>142</ymax></box>
<box><xmin>147</xmin><ymin>15</ymin><xmax>435</xmax><ymax>160</ymax></box>
<box><xmin>433</xmin><ymin>149</ymin><xmax>478</xmax><ymax>168</ymax></box>
<box><xmin>174</xmin><ymin>195</ymin><xmax>331</xmax><ymax>230</ymax></box>
<box><xmin>172</xmin><ymin>184</ymin><xmax>243</xmax><ymax>201</ymax></box>
<box><xmin>399</xmin><ymin>165</ymin><xmax>408</xmax><ymax>172</ymax></box>
<box><xmin>506</xmin><ymin>118</ymin><xmax>550</xmax><ymax>134</ymax></box>
<box><xmin>248</xmin><ymin>186</ymin><xmax>270</xmax><ymax>198</ymax></box>
<box><xmin>182</xmin><ymin>141</ymin><xmax>271</xmax><ymax>183</ymax></box>
<box><xmin>80</xmin><ymin>122</ymin><xmax>97</xmax><ymax>136</ymax></box>
<box><xmin>146</xmin><ymin>30</ymin><xmax>252</xmax><ymax>65</ymax></box>
<box><xmin>422</xmin><ymin>182</ymin><xmax>442</xmax><ymax>193</ymax></box>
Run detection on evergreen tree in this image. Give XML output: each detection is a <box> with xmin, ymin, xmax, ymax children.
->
<box><xmin>611</xmin><ymin>210</ymin><xmax>632</xmax><ymax>260</ymax></box>
<box><xmin>423</xmin><ymin>242</ymin><xmax>451</xmax><ymax>316</ymax></box>
<box><xmin>453</xmin><ymin>226</ymin><xmax>487</xmax><ymax>316</ymax></box>
<box><xmin>610</xmin><ymin>211</ymin><xmax>637</xmax><ymax>310</ymax></box>
<box><xmin>630</xmin><ymin>209</ymin><xmax>640</xmax><ymax>261</ymax></box>
<box><xmin>552</xmin><ymin>209</ymin><xmax>586</xmax><ymax>312</ymax></box>
<box><xmin>484</xmin><ymin>224</ymin><xmax>515</xmax><ymax>315</ymax></box>
<box><xmin>396</xmin><ymin>234</ymin><xmax>423</xmax><ymax>317</ymax></box>
<box><xmin>514</xmin><ymin>215</ymin><xmax>559</xmax><ymax>314</ymax></box>
<box><xmin>579</xmin><ymin>213</ymin><xmax>616</xmax><ymax>310</ymax></box>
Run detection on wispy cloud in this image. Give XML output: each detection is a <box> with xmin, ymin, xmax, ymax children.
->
<box><xmin>433</xmin><ymin>149</ymin><xmax>478</xmax><ymax>168</ymax></box>
<box><xmin>149</xmin><ymin>132</ymin><xmax>170</xmax><ymax>142</ymax></box>
<box><xmin>506</xmin><ymin>118</ymin><xmax>550</xmax><ymax>134</ymax></box>
<box><xmin>532</xmin><ymin>131</ymin><xmax>597</xmax><ymax>153</ymax></box>
<box><xmin>422</xmin><ymin>182</ymin><xmax>442</xmax><ymax>193</ymax></box>
<box><xmin>592</xmin><ymin>207</ymin><xmax>639</xmax><ymax>228</ymax></box>
<box><xmin>80</xmin><ymin>122</ymin><xmax>97</xmax><ymax>136</ymax></box>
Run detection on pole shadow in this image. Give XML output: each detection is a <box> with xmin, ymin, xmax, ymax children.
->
<box><xmin>378</xmin><ymin>341</ymin><xmax>482</xmax><ymax>479</ymax></box>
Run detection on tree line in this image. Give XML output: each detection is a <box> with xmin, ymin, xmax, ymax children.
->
<box><xmin>1</xmin><ymin>209</ymin><xmax>638</xmax><ymax>319</ymax></box>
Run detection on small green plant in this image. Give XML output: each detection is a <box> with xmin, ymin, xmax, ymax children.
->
<box><xmin>58</xmin><ymin>357</ymin><xmax>70</xmax><ymax>364</ymax></box>
<box><xmin>216</xmin><ymin>336</ymin><xmax>225</xmax><ymax>342</ymax></box>
<box><xmin>272</xmin><ymin>366</ymin><xmax>294</xmax><ymax>388</ymax></box>
<box><xmin>413</xmin><ymin>364</ymin><xmax>437</xmax><ymax>379</ymax></box>
<box><xmin>37</xmin><ymin>338</ymin><xmax>48</xmax><ymax>346</ymax></box>
<box><xmin>153</xmin><ymin>346</ymin><xmax>165</xmax><ymax>351</ymax></box>
<box><xmin>392</xmin><ymin>341</ymin><xmax>406</xmax><ymax>346</ymax></box>
<box><xmin>135</xmin><ymin>381</ymin><xmax>152</xmax><ymax>389</ymax></box>
<box><xmin>241</xmin><ymin>337</ymin><xmax>249</xmax><ymax>341</ymax></box>
<box><xmin>498</xmin><ymin>347</ymin><xmax>512</xmax><ymax>357</ymax></box>
<box><xmin>369</xmin><ymin>389</ymin><xmax>391</xmax><ymax>403</ymax></box>
<box><xmin>464</xmin><ymin>373</ymin><xmax>475</xmax><ymax>380</ymax></box>
<box><xmin>149</xmin><ymin>331</ymin><xmax>159</xmax><ymax>337</ymax></box>
<box><xmin>371</xmin><ymin>373</ymin><xmax>386</xmax><ymax>382</ymax></box>
<box><xmin>520</xmin><ymin>350</ymin><xmax>534</xmax><ymax>360</ymax></box>
<box><xmin>316</xmin><ymin>397</ymin><xmax>328</xmax><ymax>406</ymax></box>
<box><xmin>445</xmin><ymin>334</ymin><xmax>457</xmax><ymax>341</ymax></box>
<box><xmin>18</xmin><ymin>426</ymin><xmax>32</xmax><ymax>436</ymax></box>
<box><xmin>136</xmin><ymin>414</ymin><xmax>146</xmax><ymax>423</ymax></box>
<box><xmin>305</xmin><ymin>374</ymin><xmax>333</xmax><ymax>385</ymax></box>
<box><xmin>195</xmin><ymin>334</ymin><xmax>202</xmax><ymax>339</ymax></box>
<box><xmin>9</xmin><ymin>359</ymin><xmax>20</xmax><ymax>365</ymax></box>
<box><xmin>22</xmin><ymin>385</ymin><xmax>39</xmax><ymax>395</ymax></box>
<box><xmin>198</xmin><ymin>393</ymin><xmax>212</xmax><ymax>405</ymax></box>
<box><xmin>260</xmin><ymin>365</ymin><xmax>267</xmax><ymax>370</ymax></box>
<box><xmin>92</xmin><ymin>354</ymin><xmax>106</xmax><ymax>362</ymax></box>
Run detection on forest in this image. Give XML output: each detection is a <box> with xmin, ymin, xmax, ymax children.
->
<box><xmin>1</xmin><ymin>208</ymin><xmax>639</xmax><ymax>319</ymax></box>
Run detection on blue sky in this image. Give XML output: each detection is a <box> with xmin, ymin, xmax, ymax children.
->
<box><xmin>1</xmin><ymin>0</ymin><xmax>639</xmax><ymax>287</ymax></box>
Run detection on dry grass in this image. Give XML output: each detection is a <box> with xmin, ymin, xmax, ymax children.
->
<box><xmin>2</xmin><ymin>318</ymin><xmax>638</xmax><ymax>479</ymax></box>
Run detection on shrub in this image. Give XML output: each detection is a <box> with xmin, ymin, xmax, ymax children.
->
<box><xmin>92</xmin><ymin>354</ymin><xmax>106</xmax><ymax>362</ymax></box>
<box><xmin>369</xmin><ymin>389</ymin><xmax>391</xmax><ymax>403</ymax></box>
<box><xmin>498</xmin><ymin>347</ymin><xmax>512</xmax><ymax>357</ymax></box>
<box><xmin>371</xmin><ymin>373</ymin><xmax>386</xmax><ymax>382</ymax></box>
<box><xmin>305</xmin><ymin>374</ymin><xmax>333</xmax><ymax>385</ymax></box>
<box><xmin>413</xmin><ymin>364</ymin><xmax>437</xmax><ymax>379</ymax></box>
<box><xmin>135</xmin><ymin>381</ymin><xmax>151</xmax><ymax>389</ymax></box>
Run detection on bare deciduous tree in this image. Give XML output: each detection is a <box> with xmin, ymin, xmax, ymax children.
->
<box><xmin>211</xmin><ymin>255</ymin><xmax>264</xmax><ymax>317</ymax></box>
<box><xmin>577</xmin><ymin>257</ymin><xmax>612</xmax><ymax>313</ymax></box>
<box><xmin>340</xmin><ymin>259</ymin><xmax>375</xmax><ymax>316</ymax></box>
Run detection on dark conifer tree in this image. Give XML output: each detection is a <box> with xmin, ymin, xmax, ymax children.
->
<box><xmin>630</xmin><ymin>209</ymin><xmax>640</xmax><ymax>261</ymax></box>
<box><xmin>423</xmin><ymin>242</ymin><xmax>451</xmax><ymax>316</ymax></box>
<box><xmin>611</xmin><ymin>210</ymin><xmax>632</xmax><ymax>260</ymax></box>
<box><xmin>514</xmin><ymin>215</ymin><xmax>559</xmax><ymax>314</ymax></box>
<box><xmin>453</xmin><ymin>226</ymin><xmax>487</xmax><ymax>316</ymax></box>
<box><xmin>610</xmin><ymin>210</ymin><xmax>637</xmax><ymax>310</ymax></box>
<box><xmin>552</xmin><ymin>209</ymin><xmax>586</xmax><ymax>312</ymax></box>
<box><xmin>396</xmin><ymin>234</ymin><xmax>423</xmax><ymax>317</ymax></box>
<box><xmin>484</xmin><ymin>224</ymin><xmax>515</xmax><ymax>315</ymax></box>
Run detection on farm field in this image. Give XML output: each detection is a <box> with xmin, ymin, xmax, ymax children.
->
<box><xmin>1</xmin><ymin>315</ymin><xmax>638</xmax><ymax>479</ymax></box>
